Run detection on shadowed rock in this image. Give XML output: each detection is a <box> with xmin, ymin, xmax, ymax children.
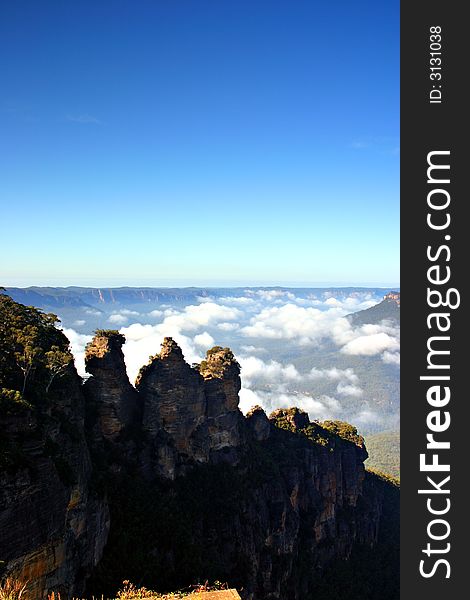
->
<box><xmin>136</xmin><ymin>337</ymin><xmax>206</xmax><ymax>456</ymax></box>
<box><xmin>246</xmin><ymin>405</ymin><xmax>271</xmax><ymax>441</ymax></box>
<box><xmin>84</xmin><ymin>331</ymin><xmax>140</xmax><ymax>440</ymax></box>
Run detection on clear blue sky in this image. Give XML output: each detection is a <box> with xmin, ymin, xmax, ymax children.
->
<box><xmin>0</xmin><ymin>0</ymin><xmax>399</xmax><ymax>288</ymax></box>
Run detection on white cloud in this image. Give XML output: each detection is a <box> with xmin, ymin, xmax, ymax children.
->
<box><xmin>119</xmin><ymin>322</ymin><xmax>156</xmax><ymax>341</ymax></box>
<box><xmin>323</xmin><ymin>296</ymin><xmax>377</xmax><ymax>311</ymax></box>
<box><xmin>73</xmin><ymin>319</ymin><xmax>86</xmax><ymax>326</ymax></box>
<box><xmin>248</xmin><ymin>289</ymin><xmax>296</xmax><ymax>301</ymax></box>
<box><xmin>161</xmin><ymin>302</ymin><xmax>241</xmax><ymax>332</ymax></box>
<box><xmin>336</xmin><ymin>382</ymin><xmax>363</xmax><ymax>397</ymax></box>
<box><xmin>239</xmin><ymin>356</ymin><xmax>301</xmax><ymax>387</ymax></box>
<box><xmin>239</xmin><ymin>386</ymin><xmax>343</xmax><ymax>421</ymax></box>
<box><xmin>239</xmin><ymin>388</ymin><xmax>261</xmax><ymax>414</ymax></box>
<box><xmin>116</xmin><ymin>302</ymin><xmax>242</xmax><ymax>382</ymax></box>
<box><xmin>382</xmin><ymin>350</ymin><xmax>400</xmax><ymax>365</ymax></box>
<box><xmin>236</xmin><ymin>354</ymin><xmax>363</xmax><ymax>421</ymax></box>
<box><xmin>108</xmin><ymin>313</ymin><xmax>128</xmax><ymax>325</ymax></box>
<box><xmin>194</xmin><ymin>332</ymin><xmax>215</xmax><ymax>348</ymax></box>
<box><xmin>218</xmin><ymin>296</ymin><xmax>256</xmax><ymax>305</ymax></box>
<box><xmin>341</xmin><ymin>332</ymin><xmax>399</xmax><ymax>356</ymax></box>
<box><xmin>240</xmin><ymin>345</ymin><xmax>267</xmax><ymax>354</ymax></box>
<box><xmin>217</xmin><ymin>322</ymin><xmax>240</xmax><ymax>331</ymax></box>
<box><xmin>240</xmin><ymin>303</ymin><xmax>399</xmax><ymax>359</ymax></box>
<box><xmin>62</xmin><ymin>291</ymin><xmax>398</xmax><ymax>431</ymax></box>
<box><xmin>309</xmin><ymin>366</ymin><xmax>359</xmax><ymax>384</ymax></box>
<box><xmin>62</xmin><ymin>328</ymin><xmax>93</xmax><ymax>376</ymax></box>
<box><xmin>353</xmin><ymin>409</ymin><xmax>383</xmax><ymax>426</ymax></box>
<box><xmin>241</xmin><ymin>303</ymin><xmax>352</xmax><ymax>346</ymax></box>
<box><xmin>120</xmin><ymin>325</ymin><xmax>203</xmax><ymax>383</ymax></box>
<box><xmin>107</xmin><ymin>309</ymin><xmax>140</xmax><ymax>325</ymax></box>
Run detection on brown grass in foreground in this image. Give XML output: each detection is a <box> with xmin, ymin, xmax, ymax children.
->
<box><xmin>1</xmin><ymin>579</ymin><xmax>231</xmax><ymax>600</ymax></box>
<box><xmin>0</xmin><ymin>578</ymin><xmax>27</xmax><ymax>600</ymax></box>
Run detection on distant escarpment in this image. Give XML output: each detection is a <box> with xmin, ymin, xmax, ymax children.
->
<box><xmin>347</xmin><ymin>291</ymin><xmax>400</xmax><ymax>327</ymax></box>
<box><xmin>0</xmin><ymin>294</ymin><xmax>399</xmax><ymax>600</ymax></box>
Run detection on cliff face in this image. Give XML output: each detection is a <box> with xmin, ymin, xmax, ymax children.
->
<box><xmin>85</xmin><ymin>340</ymin><xmax>395</xmax><ymax>600</ymax></box>
<box><xmin>0</xmin><ymin>298</ymin><xmax>398</xmax><ymax>600</ymax></box>
<box><xmin>0</xmin><ymin>356</ymin><xmax>109</xmax><ymax>599</ymax></box>
<box><xmin>88</xmin><ymin>398</ymin><xmax>393</xmax><ymax>600</ymax></box>
<box><xmin>135</xmin><ymin>339</ymin><xmax>245</xmax><ymax>478</ymax></box>
<box><xmin>84</xmin><ymin>332</ymin><xmax>140</xmax><ymax>440</ymax></box>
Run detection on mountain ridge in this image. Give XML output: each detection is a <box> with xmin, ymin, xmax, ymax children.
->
<box><xmin>5</xmin><ymin>286</ymin><xmax>398</xmax><ymax>309</ymax></box>
<box><xmin>347</xmin><ymin>292</ymin><xmax>400</xmax><ymax>326</ymax></box>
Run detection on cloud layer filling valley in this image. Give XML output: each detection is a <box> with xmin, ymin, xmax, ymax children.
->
<box><xmin>62</xmin><ymin>290</ymin><xmax>399</xmax><ymax>429</ymax></box>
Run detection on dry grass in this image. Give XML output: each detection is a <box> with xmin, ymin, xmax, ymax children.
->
<box><xmin>1</xmin><ymin>579</ymin><xmax>229</xmax><ymax>600</ymax></box>
<box><xmin>115</xmin><ymin>580</ymin><xmax>231</xmax><ymax>599</ymax></box>
<box><xmin>0</xmin><ymin>578</ymin><xmax>28</xmax><ymax>600</ymax></box>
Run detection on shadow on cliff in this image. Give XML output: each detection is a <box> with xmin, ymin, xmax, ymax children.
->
<box><xmin>0</xmin><ymin>294</ymin><xmax>399</xmax><ymax>600</ymax></box>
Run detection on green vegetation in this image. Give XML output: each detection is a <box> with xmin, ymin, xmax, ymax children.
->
<box><xmin>93</xmin><ymin>330</ymin><xmax>126</xmax><ymax>343</ymax></box>
<box><xmin>206</xmin><ymin>346</ymin><xmax>225</xmax><ymax>356</ymax></box>
<box><xmin>365</xmin><ymin>431</ymin><xmax>400</xmax><ymax>479</ymax></box>
<box><xmin>198</xmin><ymin>347</ymin><xmax>237</xmax><ymax>376</ymax></box>
<box><xmin>366</xmin><ymin>466</ymin><xmax>400</xmax><ymax>487</ymax></box>
<box><xmin>0</xmin><ymin>292</ymin><xmax>73</xmax><ymax>403</ymax></box>
<box><xmin>320</xmin><ymin>420</ymin><xmax>365</xmax><ymax>446</ymax></box>
<box><xmin>0</xmin><ymin>389</ymin><xmax>32</xmax><ymax>415</ymax></box>
<box><xmin>269</xmin><ymin>410</ymin><xmax>365</xmax><ymax>450</ymax></box>
<box><xmin>0</xmin><ymin>293</ymin><xmax>78</xmax><ymax>477</ymax></box>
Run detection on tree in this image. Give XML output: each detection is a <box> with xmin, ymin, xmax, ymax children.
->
<box><xmin>45</xmin><ymin>346</ymin><xmax>72</xmax><ymax>392</ymax></box>
<box><xmin>0</xmin><ymin>292</ymin><xmax>74</xmax><ymax>399</ymax></box>
<box><xmin>14</xmin><ymin>325</ymin><xmax>43</xmax><ymax>394</ymax></box>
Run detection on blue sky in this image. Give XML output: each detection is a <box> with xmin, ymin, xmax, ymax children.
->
<box><xmin>0</xmin><ymin>0</ymin><xmax>399</xmax><ymax>287</ymax></box>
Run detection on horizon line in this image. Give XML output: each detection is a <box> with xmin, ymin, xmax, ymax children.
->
<box><xmin>3</xmin><ymin>283</ymin><xmax>401</xmax><ymax>290</ymax></box>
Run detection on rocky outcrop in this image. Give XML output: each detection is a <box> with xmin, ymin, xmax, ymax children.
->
<box><xmin>137</xmin><ymin>338</ymin><xmax>206</xmax><ymax>455</ymax></box>
<box><xmin>384</xmin><ymin>291</ymin><xmax>400</xmax><ymax>306</ymax></box>
<box><xmin>269</xmin><ymin>406</ymin><xmax>310</xmax><ymax>431</ymax></box>
<box><xmin>84</xmin><ymin>331</ymin><xmax>141</xmax><ymax>441</ymax></box>
<box><xmin>135</xmin><ymin>339</ymin><xmax>245</xmax><ymax>477</ymax></box>
<box><xmin>246</xmin><ymin>405</ymin><xmax>271</xmax><ymax>441</ymax></box>
<box><xmin>1</xmin><ymin>296</ymin><xmax>398</xmax><ymax>600</ymax></box>
<box><xmin>196</xmin><ymin>346</ymin><xmax>245</xmax><ymax>463</ymax></box>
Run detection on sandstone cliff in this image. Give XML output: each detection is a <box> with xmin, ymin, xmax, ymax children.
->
<box><xmin>84</xmin><ymin>330</ymin><xmax>141</xmax><ymax>441</ymax></box>
<box><xmin>0</xmin><ymin>296</ymin><xmax>109</xmax><ymax>598</ymax></box>
<box><xmin>0</xmin><ymin>295</ymin><xmax>399</xmax><ymax>600</ymax></box>
<box><xmin>134</xmin><ymin>339</ymin><xmax>245</xmax><ymax>478</ymax></box>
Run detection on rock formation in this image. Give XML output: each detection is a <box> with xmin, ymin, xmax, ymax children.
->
<box><xmin>84</xmin><ymin>330</ymin><xmax>141</xmax><ymax>441</ymax></box>
<box><xmin>0</xmin><ymin>295</ymin><xmax>399</xmax><ymax>599</ymax></box>
<box><xmin>135</xmin><ymin>339</ymin><xmax>245</xmax><ymax>477</ymax></box>
<box><xmin>137</xmin><ymin>337</ymin><xmax>207</xmax><ymax>456</ymax></box>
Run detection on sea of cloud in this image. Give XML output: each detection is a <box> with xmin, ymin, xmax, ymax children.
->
<box><xmin>62</xmin><ymin>290</ymin><xmax>399</xmax><ymax>426</ymax></box>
